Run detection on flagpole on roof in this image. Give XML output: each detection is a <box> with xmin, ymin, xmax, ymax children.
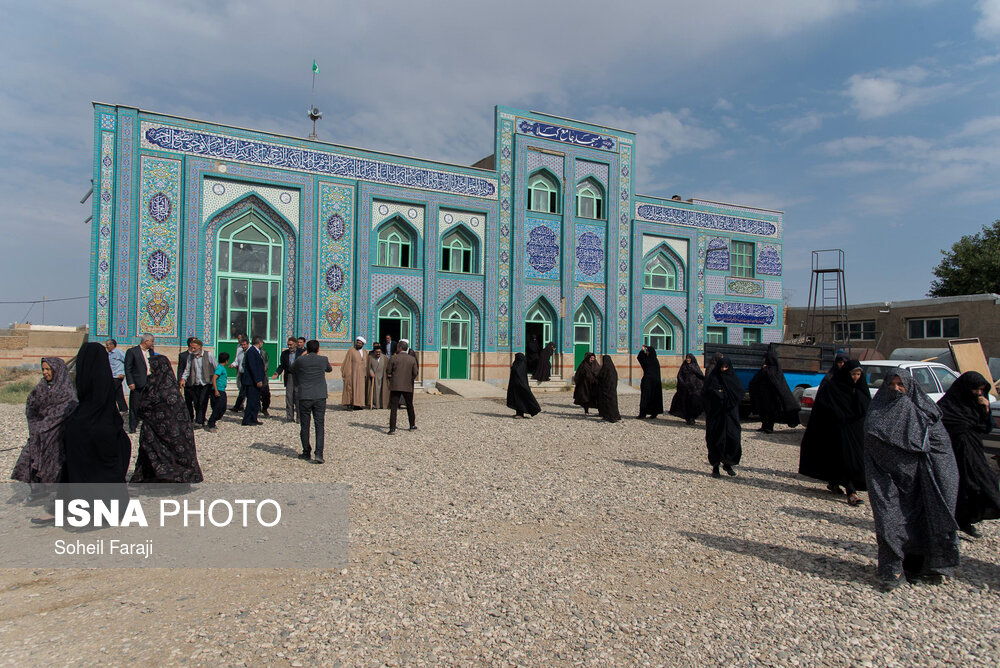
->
<box><xmin>308</xmin><ymin>59</ymin><xmax>322</xmax><ymax>140</ymax></box>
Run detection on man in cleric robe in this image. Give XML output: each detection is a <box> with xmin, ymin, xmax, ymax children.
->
<box><xmin>341</xmin><ymin>336</ymin><xmax>368</xmax><ymax>410</ymax></box>
<box><xmin>367</xmin><ymin>343</ymin><xmax>390</xmax><ymax>409</ymax></box>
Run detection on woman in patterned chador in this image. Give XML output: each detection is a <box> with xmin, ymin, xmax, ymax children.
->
<box><xmin>131</xmin><ymin>355</ymin><xmax>203</xmax><ymax>483</ymax></box>
<box><xmin>864</xmin><ymin>367</ymin><xmax>959</xmax><ymax>591</ymax></box>
<box><xmin>11</xmin><ymin>358</ymin><xmax>77</xmax><ymax>495</ymax></box>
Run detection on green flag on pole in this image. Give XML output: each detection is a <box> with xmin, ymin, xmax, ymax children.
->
<box><xmin>312</xmin><ymin>60</ymin><xmax>319</xmax><ymax>74</ymax></box>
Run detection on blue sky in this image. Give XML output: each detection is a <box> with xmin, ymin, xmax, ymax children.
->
<box><xmin>1</xmin><ymin>0</ymin><xmax>998</xmax><ymax>326</ymax></box>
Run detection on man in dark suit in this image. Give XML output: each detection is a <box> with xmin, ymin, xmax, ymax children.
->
<box><xmin>124</xmin><ymin>333</ymin><xmax>156</xmax><ymax>433</ymax></box>
<box><xmin>383</xmin><ymin>334</ymin><xmax>395</xmax><ymax>358</ymax></box>
<box><xmin>292</xmin><ymin>339</ymin><xmax>333</xmax><ymax>463</ymax></box>
<box><xmin>273</xmin><ymin>336</ymin><xmax>302</xmax><ymax>423</ymax></box>
<box><xmin>176</xmin><ymin>337</ymin><xmax>197</xmax><ymax>420</ymax></box>
<box><xmin>241</xmin><ymin>336</ymin><xmax>267</xmax><ymax>426</ymax></box>
<box><xmin>386</xmin><ymin>340</ymin><xmax>418</xmax><ymax>435</ymax></box>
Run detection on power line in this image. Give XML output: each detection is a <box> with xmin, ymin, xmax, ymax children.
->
<box><xmin>0</xmin><ymin>296</ymin><xmax>88</xmax><ymax>305</ymax></box>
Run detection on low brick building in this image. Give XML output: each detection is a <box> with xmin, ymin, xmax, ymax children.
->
<box><xmin>785</xmin><ymin>293</ymin><xmax>1000</xmax><ymax>361</ymax></box>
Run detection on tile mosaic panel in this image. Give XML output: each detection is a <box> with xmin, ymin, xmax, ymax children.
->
<box><xmin>497</xmin><ymin>115</ymin><xmax>515</xmax><ymax>349</ymax></box>
<box><xmin>757</xmin><ymin>244</ymin><xmax>782</xmax><ymax>275</ymax></box>
<box><xmin>370</xmin><ymin>273</ymin><xmax>424</xmax><ymax>343</ymax></box>
<box><xmin>95</xmin><ymin>129</ymin><xmax>115</xmax><ymax>336</ymax></box>
<box><xmin>141</xmin><ymin>122</ymin><xmax>497</xmax><ymax>199</ymax></box>
<box><xmin>524</xmin><ymin>282</ymin><xmax>563</xmax><ymax>321</ymax></box>
<box><xmin>516</xmin><ymin>118</ymin><xmax>616</xmax><ymax>151</ymax></box>
<box><xmin>706</xmin><ymin>275</ymin><xmax>725</xmax><ymax>294</ymax></box>
<box><xmin>525</xmin><ymin>150</ymin><xmax>564</xmax><ymax>178</ymax></box>
<box><xmin>636</xmin><ymin>202</ymin><xmax>779</xmax><ymax>238</ymax></box>
<box><xmin>136</xmin><ymin>156</ymin><xmax>182</xmax><ymax>337</ymax></box>
<box><xmin>725</xmin><ymin>278</ymin><xmax>764</xmax><ymax>297</ymax></box>
<box><xmin>710</xmin><ymin>301</ymin><xmax>776</xmax><ymax>326</ymax></box>
<box><xmin>765</xmin><ymin>280</ymin><xmax>782</xmax><ymax>300</ymax></box>
<box><xmin>705</xmin><ymin>237</ymin><xmax>730</xmax><ymax>271</ymax></box>
<box><xmin>641</xmin><ymin>294</ymin><xmax>688</xmax><ymax>323</ymax></box>
<box><xmin>574</xmin><ymin>160</ymin><xmax>609</xmax><ymax>186</ymax></box>
<box><xmin>318</xmin><ymin>182</ymin><xmax>354</xmax><ymax>342</ymax></box>
<box><xmin>203</xmin><ymin>178</ymin><xmax>300</xmax><ymax>232</ymax></box>
<box><xmin>574</xmin><ymin>224</ymin><xmax>606</xmax><ymax>284</ymax></box>
<box><xmin>372</xmin><ymin>200</ymin><xmax>424</xmax><ymax>235</ymax></box>
<box><xmin>438</xmin><ymin>209</ymin><xmax>485</xmax><ymax>243</ymax></box>
<box><xmin>114</xmin><ymin>112</ymin><xmax>136</xmax><ymax>338</ymax></box>
<box><xmin>524</xmin><ymin>218</ymin><xmax>560</xmax><ymax>280</ymax></box>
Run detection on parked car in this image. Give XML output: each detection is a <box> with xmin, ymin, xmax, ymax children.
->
<box><xmin>799</xmin><ymin>360</ymin><xmax>970</xmax><ymax>427</ymax></box>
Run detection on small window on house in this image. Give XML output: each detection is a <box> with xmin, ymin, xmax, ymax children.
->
<box><xmin>731</xmin><ymin>241</ymin><xmax>755</xmax><ymax>278</ymax></box>
<box><xmin>377</xmin><ymin>221</ymin><xmax>414</xmax><ymax>268</ymax></box>
<box><xmin>643</xmin><ymin>254</ymin><xmax>677</xmax><ymax>290</ymax></box>
<box><xmin>575</xmin><ymin>179</ymin><xmax>604</xmax><ymax>220</ymax></box>
<box><xmin>440</xmin><ymin>228</ymin><xmax>477</xmax><ymax>274</ymax></box>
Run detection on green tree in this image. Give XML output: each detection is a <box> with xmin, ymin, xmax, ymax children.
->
<box><xmin>928</xmin><ymin>219</ymin><xmax>1000</xmax><ymax>297</ymax></box>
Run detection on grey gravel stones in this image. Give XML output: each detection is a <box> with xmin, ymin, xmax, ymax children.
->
<box><xmin>1</xmin><ymin>392</ymin><xmax>999</xmax><ymax>665</ymax></box>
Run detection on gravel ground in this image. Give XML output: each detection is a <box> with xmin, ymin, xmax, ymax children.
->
<box><xmin>2</xmin><ymin>391</ymin><xmax>1000</xmax><ymax>666</ymax></box>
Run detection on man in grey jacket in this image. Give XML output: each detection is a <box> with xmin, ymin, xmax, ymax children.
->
<box><xmin>292</xmin><ymin>339</ymin><xmax>333</xmax><ymax>463</ymax></box>
<box><xmin>386</xmin><ymin>340</ymin><xmax>419</xmax><ymax>435</ymax></box>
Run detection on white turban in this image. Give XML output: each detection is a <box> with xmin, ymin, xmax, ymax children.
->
<box><xmin>356</xmin><ymin>336</ymin><xmax>366</xmax><ymax>344</ymax></box>
<box><xmin>400</xmin><ymin>338</ymin><xmax>409</xmax><ymax>345</ymax></box>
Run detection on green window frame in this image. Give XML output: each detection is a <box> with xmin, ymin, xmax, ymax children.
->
<box><xmin>705</xmin><ymin>326</ymin><xmax>727</xmax><ymax>344</ymax></box>
<box><xmin>643</xmin><ymin>254</ymin><xmax>677</xmax><ymax>290</ymax></box>
<box><xmin>378</xmin><ymin>299</ymin><xmax>412</xmax><ymax>341</ymax></box>
<box><xmin>440</xmin><ymin>302</ymin><xmax>471</xmax><ymax>348</ymax></box>
<box><xmin>377</xmin><ymin>221</ymin><xmax>414</xmax><ymax>268</ymax></box>
<box><xmin>742</xmin><ymin>328</ymin><xmax>761</xmax><ymax>345</ymax></box>
<box><xmin>440</xmin><ymin>229</ymin><xmax>476</xmax><ymax>274</ymax></box>
<box><xmin>528</xmin><ymin>172</ymin><xmax>559</xmax><ymax>214</ymax></box>
<box><xmin>575</xmin><ymin>178</ymin><xmax>604</xmax><ymax>219</ymax></box>
<box><xmin>643</xmin><ymin>316</ymin><xmax>674</xmax><ymax>352</ymax></box>
<box><xmin>525</xmin><ymin>300</ymin><xmax>556</xmax><ymax>347</ymax></box>
<box><xmin>731</xmin><ymin>241</ymin><xmax>755</xmax><ymax>278</ymax></box>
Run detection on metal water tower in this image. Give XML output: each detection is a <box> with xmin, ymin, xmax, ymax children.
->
<box><xmin>806</xmin><ymin>249</ymin><xmax>848</xmax><ymax>345</ymax></box>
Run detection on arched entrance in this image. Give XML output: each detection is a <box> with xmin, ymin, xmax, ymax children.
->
<box><xmin>377</xmin><ymin>297</ymin><xmax>414</xmax><ymax>347</ymax></box>
<box><xmin>524</xmin><ymin>298</ymin><xmax>557</xmax><ymax>351</ymax></box>
<box><xmin>573</xmin><ymin>305</ymin><xmax>595</xmax><ymax>369</ymax></box>
<box><xmin>439</xmin><ymin>301</ymin><xmax>471</xmax><ymax>379</ymax></box>
<box><xmin>215</xmin><ymin>213</ymin><xmax>283</xmax><ymax>367</ymax></box>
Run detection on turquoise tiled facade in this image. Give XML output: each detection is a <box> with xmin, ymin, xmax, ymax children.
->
<box><xmin>89</xmin><ymin>103</ymin><xmax>784</xmax><ymax>373</ymax></box>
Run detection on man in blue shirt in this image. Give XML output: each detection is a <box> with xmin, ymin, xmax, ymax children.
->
<box><xmin>105</xmin><ymin>338</ymin><xmax>127</xmax><ymax>412</ymax></box>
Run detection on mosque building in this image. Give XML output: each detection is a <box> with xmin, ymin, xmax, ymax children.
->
<box><xmin>88</xmin><ymin>103</ymin><xmax>784</xmax><ymax>384</ymax></box>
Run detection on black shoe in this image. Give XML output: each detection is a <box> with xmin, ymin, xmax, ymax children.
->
<box><xmin>723</xmin><ymin>464</ymin><xmax>737</xmax><ymax>477</ymax></box>
<box><xmin>711</xmin><ymin>466</ymin><xmax>721</xmax><ymax>478</ymax></box>
<box><xmin>230</xmin><ymin>407</ymin><xmax>242</xmax><ymax>413</ymax></box>
<box><xmin>960</xmin><ymin>523</ymin><xmax>981</xmax><ymax>538</ymax></box>
<box><xmin>313</xmin><ymin>457</ymin><xmax>324</xmax><ymax>464</ymax></box>
<box><xmin>879</xmin><ymin>573</ymin><xmax>904</xmax><ymax>592</ymax></box>
<box><xmin>261</xmin><ymin>411</ymin><xmax>270</xmax><ymax>417</ymax></box>
<box><xmin>409</xmin><ymin>425</ymin><xmax>418</xmax><ymax>431</ymax></box>
<box><xmin>388</xmin><ymin>429</ymin><xmax>396</xmax><ymax>435</ymax></box>
<box><xmin>297</xmin><ymin>453</ymin><xmax>311</xmax><ymax>460</ymax></box>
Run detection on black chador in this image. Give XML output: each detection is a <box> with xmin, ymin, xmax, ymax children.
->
<box><xmin>702</xmin><ymin>355</ymin><xmax>745</xmax><ymax>477</ymax></box>
<box><xmin>506</xmin><ymin>353</ymin><xmax>541</xmax><ymax>418</ymax></box>
<box><xmin>669</xmin><ymin>354</ymin><xmax>704</xmax><ymax>424</ymax></box>
<box><xmin>798</xmin><ymin>359</ymin><xmax>870</xmax><ymax>504</ymax></box>
<box><xmin>748</xmin><ymin>349</ymin><xmax>799</xmax><ymax>433</ymax></box>
<box><xmin>573</xmin><ymin>352</ymin><xmax>599</xmax><ymax>415</ymax></box>
<box><xmin>525</xmin><ymin>336</ymin><xmax>541</xmax><ymax>375</ymax></box>
<box><xmin>937</xmin><ymin>371</ymin><xmax>1000</xmax><ymax>537</ymax></box>
<box><xmin>595</xmin><ymin>355</ymin><xmax>622</xmax><ymax>423</ymax></box>
<box><xmin>533</xmin><ymin>342</ymin><xmax>555</xmax><ymax>383</ymax></box>
<box><xmin>636</xmin><ymin>346</ymin><xmax>663</xmax><ymax>419</ymax></box>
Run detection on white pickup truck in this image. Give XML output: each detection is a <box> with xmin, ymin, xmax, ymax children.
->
<box><xmin>799</xmin><ymin>360</ymin><xmax>999</xmax><ymax>439</ymax></box>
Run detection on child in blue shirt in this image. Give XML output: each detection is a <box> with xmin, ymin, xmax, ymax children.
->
<box><xmin>206</xmin><ymin>352</ymin><xmax>230</xmax><ymax>432</ymax></box>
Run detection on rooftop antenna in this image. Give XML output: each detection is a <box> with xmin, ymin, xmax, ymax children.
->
<box><xmin>307</xmin><ymin>59</ymin><xmax>322</xmax><ymax>140</ymax></box>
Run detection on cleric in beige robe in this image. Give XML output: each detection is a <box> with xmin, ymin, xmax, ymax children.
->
<box><xmin>366</xmin><ymin>344</ymin><xmax>390</xmax><ymax>409</ymax></box>
<box><xmin>341</xmin><ymin>337</ymin><xmax>368</xmax><ymax>409</ymax></box>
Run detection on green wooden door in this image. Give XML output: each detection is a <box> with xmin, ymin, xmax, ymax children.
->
<box><xmin>573</xmin><ymin>309</ymin><xmax>593</xmax><ymax>369</ymax></box>
<box><xmin>439</xmin><ymin>303</ymin><xmax>470</xmax><ymax>380</ymax></box>
<box><xmin>216</xmin><ymin>215</ymin><xmax>283</xmax><ymax>377</ymax></box>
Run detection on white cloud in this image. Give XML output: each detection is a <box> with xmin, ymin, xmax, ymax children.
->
<box><xmin>976</xmin><ymin>0</ymin><xmax>1000</xmax><ymax>39</ymax></box>
<box><xmin>955</xmin><ymin>115</ymin><xmax>1000</xmax><ymax>137</ymax></box>
<box><xmin>844</xmin><ymin>66</ymin><xmax>951</xmax><ymax>119</ymax></box>
<box><xmin>779</xmin><ymin>112</ymin><xmax>824</xmax><ymax>138</ymax></box>
<box><xmin>714</xmin><ymin>97</ymin><xmax>733</xmax><ymax>111</ymax></box>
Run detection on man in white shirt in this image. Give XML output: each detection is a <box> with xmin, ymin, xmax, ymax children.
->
<box><xmin>179</xmin><ymin>338</ymin><xmax>216</xmax><ymax>428</ymax></box>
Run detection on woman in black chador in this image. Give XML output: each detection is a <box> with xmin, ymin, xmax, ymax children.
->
<box><xmin>533</xmin><ymin>342</ymin><xmax>555</xmax><ymax>383</ymax></box>
<box><xmin>748</xmin><ymin>349</ymin><xmax>799</xmax><ymax>433</ymax></box>
<box><xmin>669</xmin><ymin>354</ymin><xmax>704</xmax><ymax>424</ymax></box>
<box><xmin>798</xmin><ymin>359</ymin><xmax>870</xmax><ymax>506</ymax></box>
<box><xmin>595</xmin><ymin>355</ymin><xmax>622</xmax><ymax>423</ymax></box>
<box><xmin>702</xmin><ymin>355</ymin><xmax>745</xmax><ymax>478</ymax></box>
<box><xmin>506</xmin><ymin>353</ymin><xmax>541</xmax><ymax>419</ymax></box>
<box><xmin>525</xmin><ymin>335</ymin><xmax>541</xmax><ymax>376</ymax></box>
<box><xmin>131</xmin><ymin>355</ymin><xmax>203</xmax><ymax>483</ymax></box>
<box><xmin>573</xmin><ymin>352</ymin><xmax>599</xmax><ymax>415</ymax></box>
<box><xmin>937</xmin><ymin>371</ymin><xmax>999</xmax><ymax>538</ymax></box>
<box><xmin>636</xmin><ymin>345</ymin><xmax>663</xmax><ymax>420</ymax></box>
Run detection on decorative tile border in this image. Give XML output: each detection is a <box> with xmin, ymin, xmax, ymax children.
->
<box><xmin>615</xmin><ymin>142</ymin><xmax>632</xmax><ymax>351</ymax></box>
<box><xmin>136</xmin><ymin>156</ymin><xmax>182</xmax><ymax>337</ymax></box>
<box><xmin>142</xmin><ymin>122</ymin><xmax>497</xmax><ymax>200</ymax></box>
<box><xmin>497</xmin><ymin>115</ymin><xmax>515</xmax><ymax>349</ymax></box>
<box><xmin>203</xmin><ymin>178</ymin><xmax>300</xmax><ymax>232</ymax></box>
<box><xmin>517</xmin><ymin>118</ymin><xmax>616</xmax><ymax>151</ymax></box>
<box><xmin>114</xmin><ymin>111</ymin><xmax>136</xmax><ymax>338</ymax></box>
<box><xmin>95</xmin><ymin>128</ymin><xmax>115</xmax><ymax>336</ymax></box>
<box><xmin>636</xmin><ymin>202</ymin><xmax>778</xmax><ymax>237</ymax></box>
<box><xmin>318</xmin><ymin>182</ymin><xmax>354</xmax><ymax>342</ymax></box>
